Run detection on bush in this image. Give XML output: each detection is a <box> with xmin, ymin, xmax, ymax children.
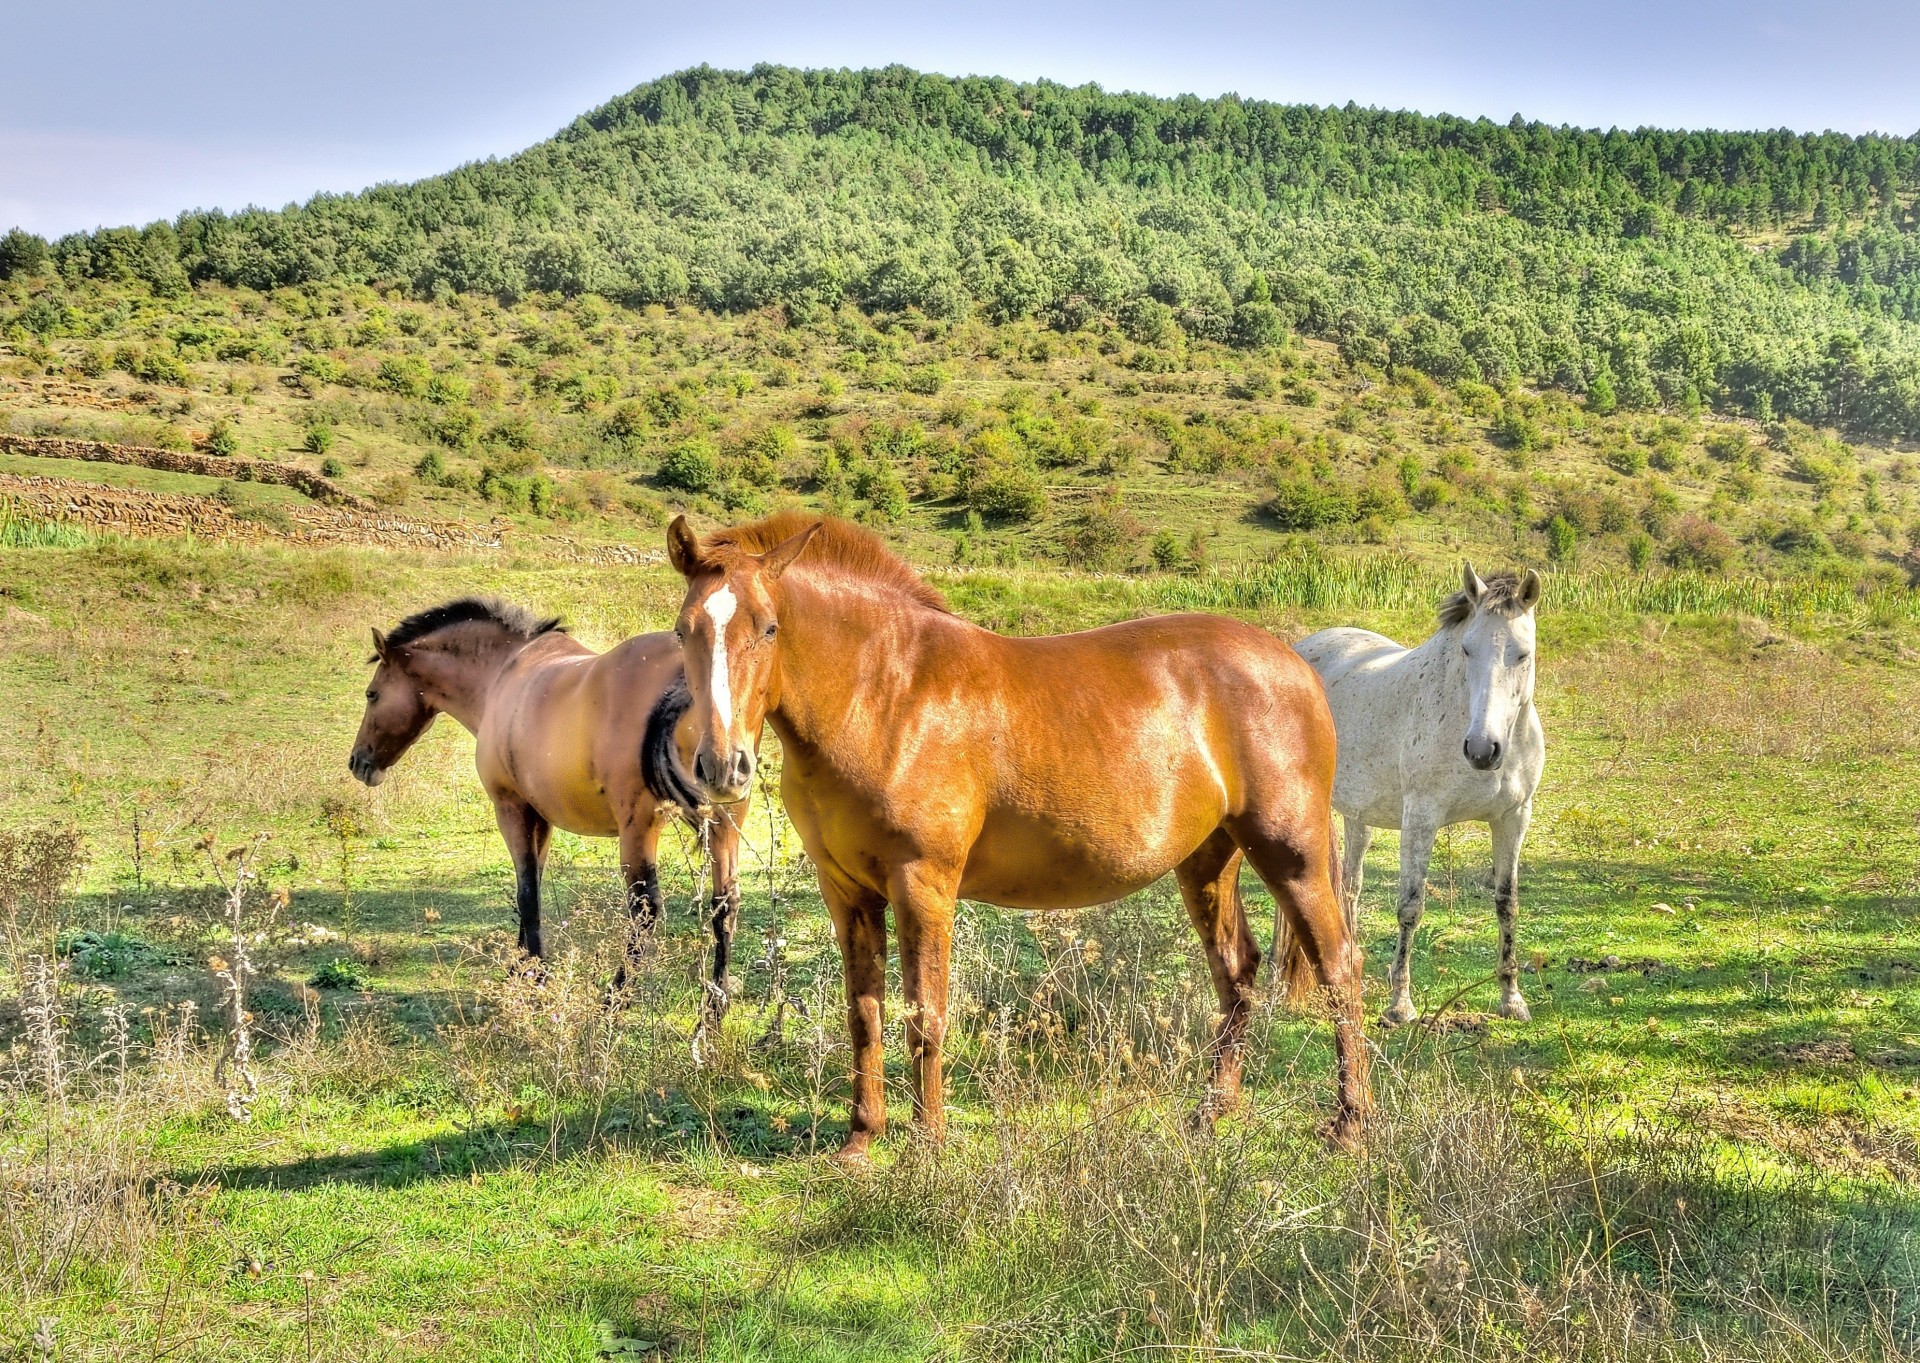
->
<box><xmin>1546</xmin><ymin>514</ymin><xmax>1578</xmax><ymax>562</ymax></box>
<box><xmin>1626</xmin><ymin>530</ymin><xmax>1653</xmax><ymax>570</ymax></box>
<box><xmin>374</xmin><ymin>355</ymin><xmax>431</xmax><ymax>398</ymax></box>
<box><xmin>1667</xmin><ymin>515</ymin><xmax>1737</xmax><ymax>570</ymax></box>
<box><xmin>303</xmin><ymin>422</ymin><xmax>335</xmax><ymax>455</ymax></box>
<box><xmin>1059</xmin><ymin>485</ymin><xmax>1144</xmax><ymax>570</ymax></box>
<box><xmin>204</xmin><ymin>418</ymin><xmax>239</xmax><ymax>458</ymax></box>
<box><xmin>310</xmin><ymin>957</ymin><xmax>371</xmax><ymax>990</ymax></box>
<box><xmin>1264</xmin><ymin>476</ymin><xmax>1358</xmax><ymax>530</ymax></box>
<box><xmin>414</xmin><ymin>450</ymin><xmax>448</xmax><ymax>484</ymax></box>
<box><xmin>658</xmin><ymin>438</ymin><xmax>720</xmax><ymax>492</ymax></box>
<box><xmin>319</xmin><ymin>457</ymin><xmax>347</xmax><ymax>479</ymax></box>
<box><xmin>1493</xmin><ymin>408</ymin><xmax>1544</xmax><ymax>452</ymax></box>
<box><xmin>968</xmin><ymin>463</ymin><xmax>1049</xmax><ymax>522</ymax></box>
<box><xmin>294</xmin><ymin>353</ymin><xmax>343</xmax><ymax>386</ymax></box>
<box><xmin>857</xmin><ymin>462</ymin><xmax>909</xmax><ymax>521</ymax></box>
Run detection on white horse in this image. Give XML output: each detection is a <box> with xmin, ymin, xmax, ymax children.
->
<box><xmin>1292</xmin><ymin>565</ymin><xmax>1545</xmax><ymax>1026</ymax></box>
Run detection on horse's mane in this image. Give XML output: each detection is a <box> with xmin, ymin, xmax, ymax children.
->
<box><xmin>700</xmin><ymin>512</ymin><xmax>949</xmax><ymax>613</ymax></box>
<box><xmin>384</xmin><ymin>597</ymin><xmax>565</xmax><ymax>651</ymax></box>
<box><xmin>1436</xmin><ymin>574</ymin><xmax>1530</xmax><ymax>628</ymax></box>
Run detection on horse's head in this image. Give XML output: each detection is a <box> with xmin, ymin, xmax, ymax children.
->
<box><xmin>666</xmin><ymin>514</ymin><xmax>821</xmax><ymax>804</ymax></box>
<box><xmin>348</xmin><ymin>629</ymin><xmax>437</xmax><ymax>786</ymax></box>
<box><xmin>1451</xmin><ymin>563</ymin><xmax>1541</xmax><ymax>772</ymax></box>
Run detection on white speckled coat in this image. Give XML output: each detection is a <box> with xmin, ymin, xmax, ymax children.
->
<box><xmin>1293</xmin><ymin>565</ymin><xmax>1546</xmax><ymax>1025</ymax></box>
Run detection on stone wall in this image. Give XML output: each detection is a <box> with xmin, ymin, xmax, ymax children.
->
<box><xmin>0</xmin><ymin>472</ymin><xmax>498</xmax><ymax>553</ymax></box>
<box><xmin>0</xmin><ymin>432</ymin><xmax>371</xmax><ymax>509</ymax></box>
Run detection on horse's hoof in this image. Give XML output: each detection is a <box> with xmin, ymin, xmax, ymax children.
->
<box><xmin>1380</xmin><ymin>1002</ymin><xmax>1418</xmax><ymax>1028</ymax></box>
<box><xmin>1499</xmin><ymin>996</ymin><xmax>1532</xmax><ymax>1023</ymax></box>
<box><xmin>1322</xmin><ymin>1108</ymin><xmax>1367</xmax><ymax>1151</ymax></box>
<box><xmin>829</xmin><ymin>1137</ymin><xmax>874</xmax><ymax>1169</ymax></box>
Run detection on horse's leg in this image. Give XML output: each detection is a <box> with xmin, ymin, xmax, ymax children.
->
<box><xmin>706</xmin><ymin>809</ymin><xmax>743</xmax><ymax>1019</ymax></box>
<box><xmin>1340</xmin><ymin>817</ymin><xmax>1373</xmax><ymax>937</ymax></box>
<box><xmin>820</xmin><ymin>873</ymin><xmax>890</xmax><ymax>1162</ymax></box>
<box><xmin>1384</xmin><ymin>813</ymin><xmax>1438</xmax><ymax>1028</ymax></box>
<box><xmin>494</xmin><ymin>799</ymin><xmax>551</xmax><ymax>960</ymax></box>
<box><xmin>611</xmin><ymin>810</ymin><xmax>664</xmax><ymax>991</ymax></box>
<box><xmin>1174</xmin><ymin>828</ymin><xmax>1258</xmax><ymax>1120</ymax></box>
<box><xmin>889</xmin><ymin>863</ymin><xmax>959</xmax><ymax>1142</ymax></box>
<box><xmin>1491</xmin><ymin>802</ymin><xmax>1532</xmax><ymax>1022</ymax></box>
<box><xmin>1233</xmin><ymin>816</ymin><xmax>1369</xmax><ymax>1145</ymax></box>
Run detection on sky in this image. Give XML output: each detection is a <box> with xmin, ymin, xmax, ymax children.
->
<box><xmin>5</xmin><ymin>0</ymin><xmax>1919</xmax><ymax>238</ymax></box>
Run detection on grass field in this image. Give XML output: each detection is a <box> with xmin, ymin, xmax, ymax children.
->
<box><xmin>3</xmin><ymin>532</ymin><xmax>1919</xmax><ymax>1360</ymax></box>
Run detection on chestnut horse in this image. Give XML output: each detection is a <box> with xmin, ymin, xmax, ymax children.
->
<box><xmin>663</xmin><ymin>513</ymin><xmax>1367</xmax><ymax>1159</ymax></box>
<box><xmin>347</xmin><ymin>597</ymin><xmax>747</xmax><ymax>1002</ymax></box>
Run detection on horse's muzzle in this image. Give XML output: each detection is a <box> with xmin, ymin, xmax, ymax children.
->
<box><xmin>348</xmin><ymin>751</ymin><xmax>387</xmax><ymax>786</ymax></box>
<box><xmin>694</xmin><ymin>745</ymin><xmax>755</xmax><ymax>803</ymax></box>
<box><xmin>1463</xmin><ymin>736</ymin><xmax>1503</xmax><ymax>772</ymax></box>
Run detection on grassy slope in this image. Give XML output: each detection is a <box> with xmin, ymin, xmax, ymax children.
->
<box><xmin>3</xmin><ymin>281</ymin><xmax>1917</xmax><ymax>582</ymax></box>
<box><xmin>2</xmin><ymin>534</ymin><xmax>1918</xmax><ymax>1358</ymax></box>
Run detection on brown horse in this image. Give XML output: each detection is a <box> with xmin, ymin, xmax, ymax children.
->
<box><xmin>347</xmin><ymin>597</ymin><xmax>747</xmax><ymax>1001</ymax></box>
<box><xmin>662</xmin><ymin>513</ymin><xmax>1368</xmax><ymax>1159</ymax></box>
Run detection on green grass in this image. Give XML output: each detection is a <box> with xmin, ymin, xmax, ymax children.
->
<box><xmin>2</xmin><ymin>534</ymin><xmax>1918</xmax><ymax>1359</ymax></box>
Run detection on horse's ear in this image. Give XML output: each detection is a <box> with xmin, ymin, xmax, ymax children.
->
<box><xmin>370</xmin><ymin>628</ymin><xmax>388</xmax><ymax>661</ymax></box>
<box><xmin>666</xmin><ymin>516</ymin><xmax>702</xmax><ymax>579</ymax></box>
<box><xmin>1518</xmin><ymin>568</ymin><xmax>1542</xmax><ymax>610</ymax></box>
<box><xmin>758</xmin><ymin>521</ymin><xmax>823</xmax><ymax>582</ymax></box>
<box><xmin>1462</xmin><ymin>562</ymin><xmax>1487</xmax><ymax>604</ymax></box>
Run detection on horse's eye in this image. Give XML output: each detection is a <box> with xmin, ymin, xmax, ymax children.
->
<box><xmin>365</xmin><ymin>690</ymin><xmax>376</xmax><ymax>702</ymax></box>
<box><xmin>1515</xmin><ymin>652</ymin><xmax>1530</xmax><ymax>663</ymax></box>
<box><xmin>763</xmin><ymin>622</ymin><xmax>778</xmax><ymax>640</ymax></box>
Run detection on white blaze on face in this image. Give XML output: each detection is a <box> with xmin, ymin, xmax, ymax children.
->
<box><xmin>703</xmin><ymin>584</ymin><xmax>737</xmax><ymax>733</ymax></box>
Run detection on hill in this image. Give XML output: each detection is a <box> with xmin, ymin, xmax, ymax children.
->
<box><xmin>4</xmin><ymin>66</ymin><xmax>1920</xmax><ymax>584</ymax></box>
<box><xmin>5</xmin><ymin>64</ymin><xmax>1920</xmax><ymax>439</ymax></box>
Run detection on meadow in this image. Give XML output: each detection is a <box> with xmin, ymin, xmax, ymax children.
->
<box><xmin>2</xmin><ymin>529</ymin><xmax>1918</xmax><ymax>1361</ymax></box>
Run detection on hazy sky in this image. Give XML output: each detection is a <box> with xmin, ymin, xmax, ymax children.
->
<box><xmin>5</xmin><ymin>0</ymin><xmax>1919</xmax><ymax>238</ymax></box>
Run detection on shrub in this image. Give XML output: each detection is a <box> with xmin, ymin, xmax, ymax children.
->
<box><xmin>1411</xmin><ymin>477</ymin><xmax>1453</xmax><ymax>512</ymax></box>
<box><xmin>319</xmin><ymin>457</ymin><xmax>347</xmax><ymax>479</ymax></box>
<box><xmin>425</xmin><ymin>373</ymin><xmax>470</xmax><ymax>405</ymax></box>
<box><xmin>905</xmin><ymin>364</ymin><xmax>948</xmax><ymax>396</ymax></box>
<box><xmin>414</xmin><ymin>450</ymin><xmax>448</xmax><ymax>484</ymax></box>
<box><xmin>1265</xmin><ymin>476</ymin><xmax>1358</xmax><ymax>530</ymax></box>
<box><xmin>374</xmin><ymin>355</ymin><xmax>431</xmax><ymax>398</ymax></box>
<box><xmin>294</xmin><ymin>353</ymin><xmax>343</xmax><ymax>386</ymax></box>
<box><xmin>1493</xmin><ymin>408</ymin><xmax>1543</xmax><ymax>452</ymax></box>
<box><xmin>310</xmin><ymin>957</ymin><xmax>371</xmax><ymax>990</ymax></box>
<box><xmin>1150</xmin><ymin>530</ymin><xmax>1184</xmax><ymax>571</ymax></box>
<box><xmin>968</xmin><ymin>463</ymin><xmax>1049</xmax><ymax>522</ymax></box>
<box><xmin>427</xmin><ymin>405</ymin><xmax>482</xmax><ymax>451</ymax></box>
<box><xmin>658</xmin><ymin>438</ymin><xmax>720</xmax><ymax>492</ymax></box>
<box><xmin>1626</xmin><ymin>530</ymin><xmax>1653</xmax><ymax>570</ymax></box>
<box><xmin>1667</xmin><ymin>515</ymin><xmax>1737</xmax><ymax>570</ymax></box>
<box><xmin>1546</xmin><ymin>514</ymin><xmax>1578</xmax><ymax>562</ymax></box>
<box><xmin>204</xmin><ymin>419</ymin><xmax>239</xmax><ymax>458</ymax></box>
<box><xmin>859</xmin><ymin>463</ymin><xmax>909</xmax><ymax>521</ymax></box>
<box><xmin>303</xmin><ymin>422</ymin><xmax>335</xmax><ymax>455</ymax></box>
<box><xmin>1059</xmin><ymin>485</ymin><xmax>1144</xmax><ymax>570</ymax></box>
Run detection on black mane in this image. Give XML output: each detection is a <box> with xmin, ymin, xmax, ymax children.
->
<box><xmin>384</xmin><ymin>597</ymin><xmax>564</xmax><ymax>650</ymax></box>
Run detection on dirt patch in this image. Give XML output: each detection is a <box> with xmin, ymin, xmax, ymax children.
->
<box><xmin>660</xmin><ymin>1181</ymin><xmax>746</xmax><ymax>1241</ymax></box>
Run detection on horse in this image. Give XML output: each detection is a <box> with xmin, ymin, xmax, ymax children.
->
<box><xmin>660</xmin><ymin>511</ymin><xmax>1368</xmax><ymax>1160</ymax></box>
<box><xmin>346</xmin><ymin>597</ymin><xmax>748</xmax><ymax>1005</ymax></box>
<box><xmin>1292</xmin><ymin>565</ymin><xmax>1545</xmax><ymax>1027</ymax></box>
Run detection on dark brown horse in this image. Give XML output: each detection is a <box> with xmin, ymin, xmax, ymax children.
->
<box><xmin>347</xmin><ymin>598</ymin><xmax>748</xmax><ymax>1002</ymax></box>
<box><xmin>663</xmin><ymin>513</ymin><xmax>1367</xmax><ymax>1159</ymax></box>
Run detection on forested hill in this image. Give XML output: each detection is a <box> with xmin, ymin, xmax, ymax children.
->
<box><xmin>7</xmin><ymin>64</ymin><xmax>1920</xmax><ymax>436</ymax></box>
